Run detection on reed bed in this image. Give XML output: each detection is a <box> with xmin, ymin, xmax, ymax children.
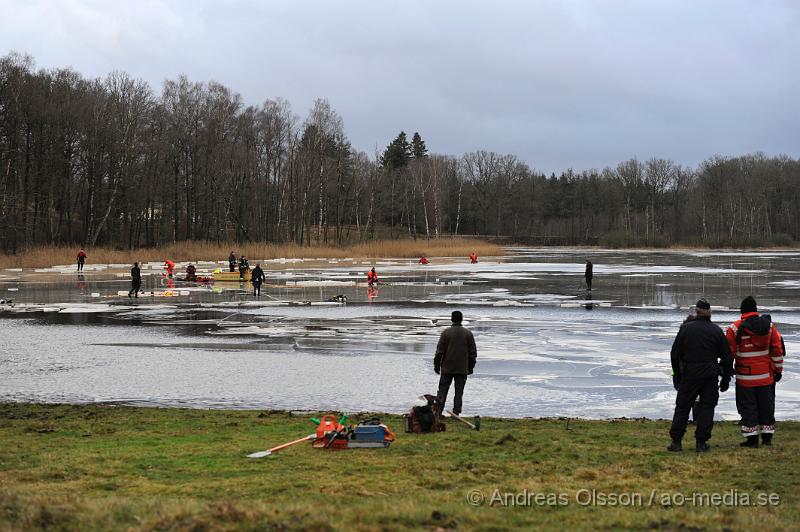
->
<box><xmin>0</xmin><ymin>238</ymin><xmax>503</xmax><ymax>268</ymax></box>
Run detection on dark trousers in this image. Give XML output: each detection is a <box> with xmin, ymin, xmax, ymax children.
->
<box><xmin>669</xmin><ymin>376</ymin><xmax>719</xmax><ymax>443</ymax></box>
<box><xmin>438</xmin><ymin>374</ymin><xmax>467</xmax><ymax>415</ymax></box>
<box><xmin>128</xmin><ymin>280</ymin><xmax>141</xmax><ymax>298</ymax></box>
<box><xmin>77</xmin><ymin>261</ymin><xmax>84</xmax><ymax>271</ymax></box>
<box><xmin>736</xmin><ymin>384</ymin><xmax>775</xmax><ymax>434</ymax></box>
<box><xmin>253</xmin><ymin>282</ymin><xmax>261</xmax><ymax>296</ymax></box>
<box><xmin>585</xmin><ymin>276</ymin><xmax>592</xmax><ymax>290</ymax></box>
<box><xmin>229</xmin><ymin>263</ymin><xmax>236</xmax><ymax>272</ymax></box>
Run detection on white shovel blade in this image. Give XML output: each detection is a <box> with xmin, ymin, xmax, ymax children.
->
<box><xmin>247</xmin><ymin>450</ymin><xmax>273</xmax><ymax>458</ymax></box>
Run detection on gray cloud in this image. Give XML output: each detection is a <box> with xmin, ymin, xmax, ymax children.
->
<box><xmin>1</xmin><ymin>0</ymin><xmax>797</xmax><ymax>173</ymax></box>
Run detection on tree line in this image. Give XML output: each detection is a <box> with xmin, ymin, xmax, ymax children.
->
<box><xmin>1</xmin><ymin>52</ymin><xmax>798</xmax><ymax>253</ymax></box>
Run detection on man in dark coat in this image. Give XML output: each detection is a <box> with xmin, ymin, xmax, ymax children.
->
<box><xmin>251</xmin><ymin>263</ymin><xmax>265</xmax><ymax>296</ymax></box>
<box><xmin>128</xmin><ymin>262</ymin><xmax>142</xmax><ymax>298</ymax></box>
<box><xmin>668</xmin><ymin>299</ymin><xmax>734</xmax><ymax>452</ymax></box>
<box><xmin>229</xmin><ymin>252</ymin><xmax>237</xmax><ymax>273</ymax></box>
<box><xmin>584</xmin><ymin>260</ymin><xmax>593</xmax><ymax>291</ymax></box>
<box><xmin>434</xmin><ymin>311</ymin><xmax>477</xmax><ymax>415</ymax></box>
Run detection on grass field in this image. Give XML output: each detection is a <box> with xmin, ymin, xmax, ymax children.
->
<box><xmin>0</xmin><ymin>239</ymin><xmax>502</xmax><ymax>269</ymax></box>
<box><xmin>0</xmin><ymin>404</ymin><xmax>797</xmax><ymax>531</ymax></box>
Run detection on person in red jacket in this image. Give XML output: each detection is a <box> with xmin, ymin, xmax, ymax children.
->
<box><xmin>164</xmin><ymin>260</ymin><xmax>175</xmax><ymax>278</ymax></box>
<box><xmin>726</xmin><ymin>296</ymin><xmax>785</xmax><ymax>447</ymax></box>
<box><xmin>419</xmin><ymin>256</ymin><xmax>429</xmax><ymax>265</ymax></box>
<box><xmin>469</xmin><ymin>252</ymin><xmax>478</xmax><ymax>264</ymax></box>
<box><xmin>76</xmin><ymin>248</ymin><xmax>87</xmax><ymax>271</ymax></box>
<box><xmin>367</xmin><ymin>267</ymin><xmax>378</xmax><ymax>286</ymax></box>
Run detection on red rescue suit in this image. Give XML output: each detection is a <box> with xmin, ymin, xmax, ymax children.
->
<box><xmin>469</xmin><ymin>253</ymin><xmax>478</xmax><ymax>264</ymax></box>
<box><xmin>726</xmin><ymin>312</ymin><xmax>784</xmax><ymax>387</ymax></box>
<box><xmin>419</xmin><ymin>257</ymin><xmax>429</xmax><ymax>265</ymax></box>
<box><xmin>367</xmin><ymin>269</ymin><xmax>378</xmax><ymax>286</ymax></box>
<box><xmin>165</xmin><ymin>260</ymin><xmax>175</xmax><ymax>276</ymax></box>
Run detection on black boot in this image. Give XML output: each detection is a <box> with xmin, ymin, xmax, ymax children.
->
<box><xmin>761</xmin><ymin>433</ymin><xmax>773</xmax><ymax>446</ymax></box>
<box><xmin>696</xmin><ymin>441</ymin><xmax>710</xmax><ymax>453</ymax></box>
<box><xmin>667</xmin><ymin>439</ymin><xmax>682</xmax><ymax>452</ymax></box>
<box><xmin>740</xmin><ymin>435</ymin><xmax>759</xmax><ymax>448</ymax></box>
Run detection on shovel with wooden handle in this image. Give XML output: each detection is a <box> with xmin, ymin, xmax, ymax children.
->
<box><xmin>247</xmin><ymin>433</ymin><xmax>315</xmax><ymax>458</ymax></box>
<box><xmin>447</xmin><ymin>410</ymin><xmax>481</xmax><ymax>431</ymax></box>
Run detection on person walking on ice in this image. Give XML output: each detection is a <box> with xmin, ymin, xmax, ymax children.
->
<box><xmin>251</xmin><ymin>263</ymin><xmax>265</xmax><ymax>296</ymax></box>
<box><xmin>76</xmin><ymin>248</ymin><xmax>87</xmax><ymax>271</ymax></box>
<box><xmin>128</xmin><ymin>262</ymin><xmax>142</xmax><ymax>298</ymax></box>
<box><xmin>434</xmin><ymin>311</ymin><xmax>477</xmax><ymax>416</ymax></box>
<box><xmin>667</xmin><ymin>299</ymin><xmax>733</xmax><ymax>452</ymax></box>
<box><xmin>584</xmin><ymin>260</ymin><xmax>593</xmax><ymax>291</ymax></box>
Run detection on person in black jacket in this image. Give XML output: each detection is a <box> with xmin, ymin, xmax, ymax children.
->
<box><xmin>228</xmin><ymin>252</ymin><xmax>237</xmax><ymax>273</ymax></box>
<box><xmin>128</xmin><ymin>262</ymin><xmax>142</xmax><ymax>298</ymax></box>
<box><xmin>584</xmin><ymin>260</ymin><xmax>593</xmax><ymax>291</ymax></box>
<box><xmin>434</xmin><ymin>311</ymin><xmax>477</xmax><ymax>415</ymax></box>
<box><xmin>251</xmin><ymin>264</ymin><xmax>265</xmax><ymax>296</ymax></box>
<box><xmin>667</xmin><ymin>299</ymin><xmax>733</xmax><ymax>452</ymax></box>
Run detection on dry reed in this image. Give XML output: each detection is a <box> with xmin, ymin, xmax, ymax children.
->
<box><xmin>0</xmin><ymin>238</ymin><xmax>503</xmax><ymax>269</ymax></box>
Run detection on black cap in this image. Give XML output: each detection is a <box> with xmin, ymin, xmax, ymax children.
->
<box><xmin>451</xmin><ymin>310</ymin><xmax>463</xmax><ymax>323</ymax></box>
<box><xmin>695</xmin><ymin>299</ymin><xmax>710</xmax><ymax>310</ymax></box>
<box><xmin>740</xmin><ymin>296</ymin><xmax>757</xmax><ymax>313</ymax></box>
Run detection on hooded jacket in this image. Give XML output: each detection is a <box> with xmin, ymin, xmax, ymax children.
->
<box><xmin>726</xmin><ymin>312</ymin><xmax>784</xmax><ymax>387</ymax></box>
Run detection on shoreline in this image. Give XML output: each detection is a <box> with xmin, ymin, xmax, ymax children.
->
<box><xmin>4</xmin><ymin>401</ymin><xmax>800</xmax><ymax>422</ymax></box>
<box><xmin>0</xmin><ymin>238</ymin><xmax>503</xmax><ymax>269</ymax></box>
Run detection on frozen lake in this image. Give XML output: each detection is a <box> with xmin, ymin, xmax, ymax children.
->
<box><xmin>1</xmin><ymin>247</ymin><xmax>798</xmax><ymax>420</ymax></box>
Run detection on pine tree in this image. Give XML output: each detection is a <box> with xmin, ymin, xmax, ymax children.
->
<box><xmin>411</xmin><ymin>132</ymin><xmax>428</xmax><ymax>159</ymax></box>
<box><xmin>380</xmin><ymin>131</ymin><xmax>412</xmax><ymax>170</ymax></box>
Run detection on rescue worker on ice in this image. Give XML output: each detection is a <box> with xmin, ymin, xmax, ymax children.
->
<box><xmin>185</xmin><ymin>264</ymin><xmax>197</xmax><ymax>282</ymax></box>
<box><xmin>367</xmin><ymin>267</ymin><xmax>378</xmax><ymax>286</ymax></box>
<box><xmin>228</xmin><ymin>251</ymin><xmax>237</xmax><ymax>273</ymax></box>
<box><xmin>419</xmin><ymin>256</ymin><xmax>429</xmax><ymax>265</ymax></box>
<box><xmin>725</xmin><ymin>296</ymin><xmax>785</xmax><ymax>447</ymax></box>
<box><xmin>667</xmin><ymin>299</ymin><xmax>733</xmax><ymax>452</ymax></box>
<box><xmin>128</xmin><ymin>262</ymin><xmax>142</xmax><ymax>298</ymax></box>
<box><xmin>434</xmin><ymin>310</ymin><xmax>477</xmax><ymax>416</ymax></box>
<box><xmin>239</xmin><ymin>256</ymin><xmax>249</xmax><ymax>277</ymax></box>
<box><xmin>164</xmin><ymin>259</ymin><xmax>175</xmax><ymax>278</ymax></box>
<box><xmin>469</xmin><ymin>252</ymin><xmax>478</xmax><ymax>264</ymax></box>
<box><xmin>76</xmin><ymin>248</ymin><xmax>87</xmax><ymax>271</ymax></box>
<box><xmin>251</xmin><ymin>263</ymin><xmax>265</xmax><ymax>296</ymax></box>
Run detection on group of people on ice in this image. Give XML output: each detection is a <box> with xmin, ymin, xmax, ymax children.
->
<box><xmin>668</xmin><ymin>296</ymin><xmax>785</xmax><ymax>452</ymax></box>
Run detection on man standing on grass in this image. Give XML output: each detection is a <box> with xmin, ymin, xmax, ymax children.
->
<box><xmin>434</xmin><ymin>311</ymin><xmax>477</xmax><ymax>416</ymax></box>
<box><xmin>668</xmin><ymin>299</ymin><xmax>733</xmax><ymax>452</ymax></box>
<box><xmin>725</xmin><ymin>296</ymin><xmax>785</xmax><ymax>447</ymax></box>
<box><xmin>128</xmin><ymin>262</ymin><xmax>141</xmax><ymax>298</ymax></box>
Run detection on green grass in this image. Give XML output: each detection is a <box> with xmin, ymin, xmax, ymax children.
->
<box><xmin>1</xmin><ymin>404</ymin><xmax>797</xmax><ymax>531</ymax></box>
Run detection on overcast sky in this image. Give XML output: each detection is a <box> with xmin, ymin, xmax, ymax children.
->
<box><xmin>1</xmin><ymin>0</ymin><xmax>797</xmax><ymax>173</ymax></box>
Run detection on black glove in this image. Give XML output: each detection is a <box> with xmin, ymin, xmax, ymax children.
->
<box><xmin>719</xmin><ymin>379</ymin><xmax>730</xmax><ymax>392</ymax></box>
<box><xmin>434</xmin><ymin>366</ymin><xmax>440</xmax><ymax>375</ymax></box>
<box><xmin>468</xmin><ymin>369</ymin><xmax>474</xmax><ymax>375</ymax></box>
<box><xmin>774</xmin><ymin>372</ymin><xmax>782</xmax><ymax>383</ymax></box>
<box><xmin>672</xmin><ymin>375</ymin><xmax>681</xmax><ymax>391</ymax></box>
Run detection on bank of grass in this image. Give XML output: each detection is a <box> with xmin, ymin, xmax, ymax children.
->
<box><xmin>0</xmin><ymin>238</ymin><xmax>502</xmax><ymax>269</ymax></box>
<box><xmin>1</xmin><ymin>404</ymin><xmax>797</xmax><ymax>531</ymax></box>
